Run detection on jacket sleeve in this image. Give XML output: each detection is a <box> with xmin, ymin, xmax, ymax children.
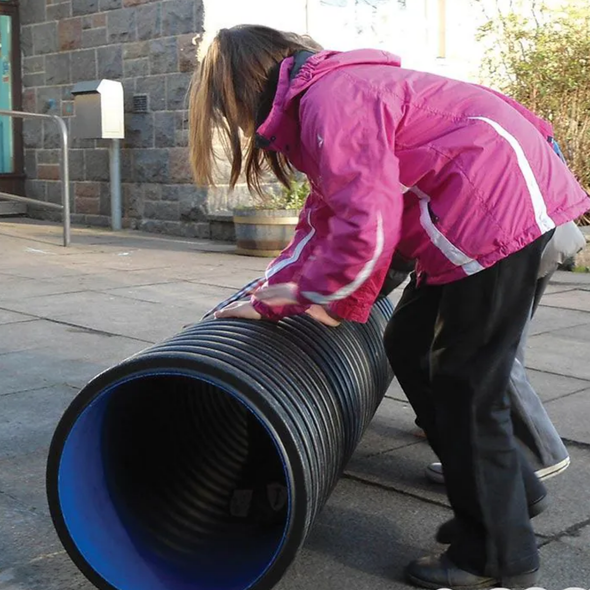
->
<box><xmin>250</xmin><ymin>191</ymin><xmax>324</xmax><ymax>320</ymax></box>
<box><xmin>291</xmin><ymin>86</ymin><xmax>403</xmax><ymax>312</ymax></box>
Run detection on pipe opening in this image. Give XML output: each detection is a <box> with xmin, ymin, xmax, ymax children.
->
<box><xmin>58</xmin><ymin>373</ymin><xmax>290</xmax><ymax>590</ymax></box>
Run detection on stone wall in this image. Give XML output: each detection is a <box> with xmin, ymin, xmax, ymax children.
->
<box><xmin>20</xmin><ymin>0</ymin><xmax>219</xmax><ymax>239</ymax></box>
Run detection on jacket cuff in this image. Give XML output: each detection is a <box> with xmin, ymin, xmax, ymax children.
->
<box><xmin>328</xmin><ymin>300</ymin><xmax>372</xmax><ymax>323</ymax></box>
<box><xmin>251</xmin><ymin>297</ymin><xmax>309</xmax><ymax>322</ymax></box>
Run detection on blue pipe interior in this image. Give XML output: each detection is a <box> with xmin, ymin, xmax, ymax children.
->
<box><xmin>58</xmin><ymin>373</ymin><xmax>290</xmax><ymax>590</ymax></box>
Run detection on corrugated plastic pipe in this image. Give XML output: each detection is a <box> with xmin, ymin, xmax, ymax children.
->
<box><xmin>46</xmin><ymin>296</ymin><xmax>394</xmax><ymax>590</ymax></box>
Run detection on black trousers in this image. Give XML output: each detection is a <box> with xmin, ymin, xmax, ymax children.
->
<box><xmin>383</xmin><ymin>232</ymin><xmax>553</xmax><ymax>577</ymax></box>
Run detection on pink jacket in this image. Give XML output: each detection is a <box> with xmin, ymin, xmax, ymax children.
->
<box><xmin>251</xmin><ymin>49</ymin><xmax>590</xmax><ymax>323</ymax></box>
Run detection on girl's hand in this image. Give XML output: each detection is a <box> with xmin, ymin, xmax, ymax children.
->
<box><xmin>253</xmin><ymin>282</ymin><xmax>298</xmax><ymax>306</ymax></box>
<box><xmin>214</xmin><ymin>301</ymin><xmax>262</xmax><ymax>320</ymax></box>
<box><xmin>306</xmin><ymin>305</ymin><xmax>342</xmax><ymax>327</ymax></box>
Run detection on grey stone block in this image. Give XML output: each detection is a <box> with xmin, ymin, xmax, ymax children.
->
<box><xmin>24</xmin><ymin>179</ymin><xmax>46</xmax><ymax>202</ymax></box>
<box><xmin>82</xmin><ymin>26</ymin><xmax>107</xmax><ymax>48</ymax></box>
<box><xmin>166</xmin><ymin>72</ymin><xmax>191</xmax><ymax>110</ymax></box>
<box><xmin>121</xmin><ymin>78</ymin><xmax>135</xmax><ymax>112</ymax></box>
<box><xmin>107</xmin><ymin>8</ymin><xmax>136</xmax><ymax>44</ymax></box>
<box><xmin>123</xmin><ymin>40</ymin><xmax>149</xmax><ymax>60</ymax></box>
<box><xmin>179</xmin><ymin>194</ymin><xmax>207</xmax><ymax>223</ymax></box>
<box><xmin>45</xmin><ymin>53</ymin><xmax>71</xmax><ymax>85</ymax></box>
<box><xmin>85</xmin><ymin>149</ymin><xmax>110</xmax><ymax>181</ymax></box>
<box><xmin>23</xmin><ymin>150</ymin><xmax>37</xmax><ymax>178</ymax></box>
<box><xmin>37</xmin><ymin>149</ymin><xmax>60</xmax><ymax>165</ymax></box>
<box><xmin>69</xmin><ymin>149</ymin><xmax>86</xmax><ymax>182</ymax></box>
<box><xmin>37</xmin><ymin>86</ymin><xmax>62</xmax><ymax>116</ymax></box>
<box><xmin>134</xmin><ymin>149</ymin><xmax>169</xmax><ymax>183</ymax></box>
<box><xmin>43</xmin><ymin>120</ymin><xmax>61</xmax><ymax>149</ymax></box>
<box><xmin>46</xmin><ymin>181</ymin><xmax>65</xmax><ymax>205</ymax></box>
<box><xmin>144</xmin><ymin>200</ymin><xmax>179</xmax><ymax>222</ymax></box>
<box><xmin>72</xmin><ymin>0</ymin><xmax>99</xmax><ymax>16</ymax></box>
<box><xmin>122</xmin><ymin>183</ymin><xmax>144</xmax><ymax>218</ymax></box>
<box><xmin>124</xmin><ymin>57</ymin><xmax>150</xmax><ymax>77</ymax></box>
<box><xmin>100</xmin><ymin>0</ymin><xmax>122</xmax><ymax>10</ymax></box>
<box><xmin>23</xmin><ymin>56</ymin><xmax>44</xmax><ymax>75</ymax></box>
<box><xmin>23</xmin><ymin>119</ymin><xmax>43</xmax><ymax>149</ymax></box>
<box><xmin>149</xmin><ymin>37</ymin><xmax>178</xmax><ymax>74</ymax></box>
<box><xmin>47</xmin><ymin>2</ymin><xmax>72</xmax><ymax>20</ymax></box>
<box><xmin>20</xmin><ymin>0</ymin><xmax>46</xmax><ymax>25</ymax></box>
<box><xmin>137</xmin><ymin>3</ymin><xmax>161</xmax><ymax>40</ymax></box>
<box><xmin>97</xmin><ymin>45</ymin><xmax>123</xmax><ymax>79</ymax></box>
<box><xmin>121</xmin><ymin>148</ymin><xmax>134</xmax><ymax>182</ymax></box>
<box><xmin>21</xmin><ymin>25</ymin><xmax>34</xmax><ymax>56</ymax></box>
<box><xmin>71</xmin><ymin>48</ymin><xmax>97</xmax><ymax>83</ymax></box>
<box><xmin>23</xmin><ymin>72</ymin><xmax>45</xmax><ymax>87</ymax></box>
<box><xmin>143</xmin><ymin>183</ymin><xmax>162</xmax><ymax>201</ymax></box>
<box><xmin>154</xmin><ymin>112</ymin><xmax>176</xmax><ymax>147</ymax></box>
<box><xmin>161</xmin><ymin>184</ymin><xmax>205</xmax><ymax>202</ymax></box>
<box><xmin>162</xmin><ymin>0</ymin><xmax>195</xmax><ymax>35</ymax></box>
<box><xmin>125</xmin><ymin>113</ymin><xmax>154</xmax><ymax>148</ymax></box>
<box><xmin>135</xmin><ymin>75</ymin><xmax>166</xmax><ymax>111</ymax></box>
<box><xmin>32</xmin><ymin>22</ymin><xmax>58</xmax><ymax>55</ymax></box>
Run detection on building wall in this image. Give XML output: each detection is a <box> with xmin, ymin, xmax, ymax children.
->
<box><xmin>20</xmin><ymin>0</ymin><xmax>209</xmax><ymax>238</ymax></box>
<box><xmin>19</xmin><ymin>0</ymin><xmax>545</xmax><ymax>237</ymax></box>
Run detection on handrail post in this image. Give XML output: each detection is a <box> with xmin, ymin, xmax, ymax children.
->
<box><xmin>0</xmin><ymin>109</ymin><xmax>71</xmax><ymax>246</ymax></box>
<box><xmin>54</xmin><ymin>115</ymin><xmax>71</xmax><ymax>247</ymax></box>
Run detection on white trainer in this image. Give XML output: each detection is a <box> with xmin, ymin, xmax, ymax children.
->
<box><xmin>426</xmin><ymin>456</ymin><xmax>570</xmax><ymax>485</ymax></box>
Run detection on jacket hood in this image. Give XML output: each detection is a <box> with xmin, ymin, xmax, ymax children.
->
<box><xmin>256</xmin><ymin>49</ymin><xmax>402</xmax><ymax>151</ymax></box>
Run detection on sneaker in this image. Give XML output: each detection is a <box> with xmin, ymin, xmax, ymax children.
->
<box><xmin>426</xmin><ymin>455</ymin><xmax>570</xmax><ymax>485</ymax></box>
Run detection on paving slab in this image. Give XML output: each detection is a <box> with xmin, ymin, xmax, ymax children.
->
<box><xmin>354</xmin><ymin>397</ymin><xmax>424</xmax><ymax>459</ymax></box>
<box><xmin>541</xmin><ymin>288</ymin><xmax>590</xmax><ymax>313</ymax></box>
<box><xmin>345</xmin><ymin>439</ymin><xmax>448</xmax><ymax>507</ymax></box>
<box><xmin>538</xmin><ymin>537</ymin><xmax>590</xmax><ymax>589</ymax></box>
<box><xmin>0</xmin><ymin>385</ymin><xmax>79</xmax><ymax>459</ymax></box>
<box><xmin>0</xmin><ymin>309</ymin><xmax>34</xmax><ymax>326</ymax></box>
<box><xmin>102</xmin><ymin>280</ymin><xmax>235</xmax><ymax>309</ymax></box>
<box><xmin>0</xmin><ymin>494</ymin><xmax>62</xmax><ymax>571</ymax></box>
<box><xmin>529</xmin><ymin>304</ymin><xmax>590</xmax><ymax>336</ymax></box>
<box><xmin>527</xmin><ymin>368</ymin><xmax>590</xmax><ymax>403</ymax></box>
<box><xmin>545</xmin><ymin>388</ymin><xmax>590</xmax><ymax>445</ymax></box>
<box><xmin>275</xmin><ymin>478</ymin><xmax>450</xmax><ymax>590</ymax></box>
<box><xmin>528</xmin><ymin>323</ymin><xmax>590</xmax><ymax>381</ymax></box>
<box><xmin>0</xmin><ymin>450</ymin><xmax>50</xmax><ymax>517</ymax></box>
<box><xmin>0</xmin><ymin>291</ymin><xmax>211</xmax><ymax>343</ymax></box>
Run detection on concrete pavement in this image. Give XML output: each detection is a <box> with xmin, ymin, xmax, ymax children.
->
<box><xmin>1</xmin><ymin>218</ymin><xmax>590</xmax><ymax>590</ymax></box>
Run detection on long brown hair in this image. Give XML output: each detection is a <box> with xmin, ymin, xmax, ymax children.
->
<box><xmin>189</xmin><ymin>25</ymin><xmax>322</xmax><ymax>196</ymax></box>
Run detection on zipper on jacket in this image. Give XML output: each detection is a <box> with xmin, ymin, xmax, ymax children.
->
<box><xmin>427</xmin><ymin>203</ymin><xmax>439</xmax><ymax>224</ymax></box>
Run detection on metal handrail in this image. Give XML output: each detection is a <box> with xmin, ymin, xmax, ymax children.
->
<box><xmin>0</xmin><ymin>109</ymin><xmax>71</xmax><ymax>246</ymax></box>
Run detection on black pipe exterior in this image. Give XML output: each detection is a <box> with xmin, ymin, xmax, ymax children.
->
<box><xmin>46</xmin><ymin>297</ymin><xmax>394</xmax><ymax>590</ymax></box>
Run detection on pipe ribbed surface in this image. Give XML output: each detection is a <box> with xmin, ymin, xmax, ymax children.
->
<box><xmin>46</xmin><ymin>297</ymin><xmax>394</xmax><ymax>590</ymax></box>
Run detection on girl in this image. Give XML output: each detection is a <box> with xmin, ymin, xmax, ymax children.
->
<box><xmin>189</xmin><ymin>25</ymin><xmax>590</xmax><ymax>588</ymax></box>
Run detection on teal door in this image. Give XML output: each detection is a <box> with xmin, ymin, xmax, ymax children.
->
<box><xmin>0</xmin><ymin>12</ymin><xmax>14</xmax><ymax>173</ymax></box>
<box><xmin>0</xmin><ymin>1</ymin><xmax>23</xmax><ymax>200</ymax></box>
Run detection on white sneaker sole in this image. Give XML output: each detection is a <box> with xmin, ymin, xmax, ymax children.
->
<box><xmin>426</xmin><ymin>456</ymin><xmax>570</xmax><ymax>485</ymax></box>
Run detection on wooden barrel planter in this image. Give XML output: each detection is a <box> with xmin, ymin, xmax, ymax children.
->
<box><xmin>233</xmin><ymin>208</ymin><xmax>300</xmax><ymax>257</ymax></box>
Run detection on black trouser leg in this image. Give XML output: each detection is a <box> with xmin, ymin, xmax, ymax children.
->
<box><xmin>384</xmin><ymin>233</ymin><xmax>552</xmax><ymax>577</ymax></box>
<box><xmin>432</xmin><ymin>233</ymin><xmax>552</xmax><ymax>577</ymax></box>
<box><xmin>383</xmin><ymin>273</ymin><xmax>443</xmax><ymax>457</ymax></box>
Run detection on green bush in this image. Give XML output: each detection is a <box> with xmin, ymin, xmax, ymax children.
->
<box><xmin>476</xmin><ymin>0</ymin><xmax>590</xmax><ymax>224</ymax></box>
